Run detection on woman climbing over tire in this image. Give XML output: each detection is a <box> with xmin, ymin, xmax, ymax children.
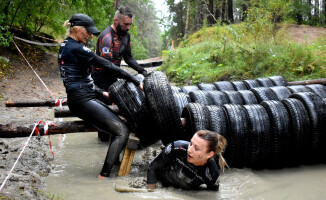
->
<box><xmin>147</xmin><ymin>130</ymin><xmax>228</xmax><ymax>190</ymax></box>
<box><xmin>58</xmin><ymin>13</ymin><xmax>143</xmax><ymax>178</ymax></box>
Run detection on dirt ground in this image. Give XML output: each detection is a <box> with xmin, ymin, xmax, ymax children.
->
<box><xmin>286</xmin><ymin>24</ymin><xmax>326</xmax><ymax>43</ymax></box>
<box><xmin>0</xmin><ymin>24</ymin><xmax>325</xmax><ymax>199</ymax></box>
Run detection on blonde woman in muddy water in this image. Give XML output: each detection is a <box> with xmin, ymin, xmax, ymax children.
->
<box><xmin>147</xmin><ymin>130</ymin><xmax>228</xmax><ymax>190</ymax></box>
<box><xmin>58</xmin><ymin>13</ymin><xmax>143</xmax><ymax>178</ymax></box>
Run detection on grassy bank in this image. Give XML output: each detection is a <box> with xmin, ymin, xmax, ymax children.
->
<box><xmin>159</xmin><ymin>24</ymin><xmax>326</xmax><ymax>85</ymax></box>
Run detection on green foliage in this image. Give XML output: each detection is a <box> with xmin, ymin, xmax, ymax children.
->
<box><xmin>159</xmin><ymin>24</ymin><xmax>326</xmax><ymax>85</ymax></box>
<box><xmin>0</xmin><ymin>56</ymin><xmax>11</xmax><ymax>80</ymax></box>
<box><xmin>0</xmin><ymin>0</ymin><xmax>162</xmax><ymax>58</ymax></box>
<box><xmin>0</xmin><ymin>13</ymin><xmax>12</xmax><ymax>47</ymax></box>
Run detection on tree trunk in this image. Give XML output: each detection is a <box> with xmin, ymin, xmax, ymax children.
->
<box><xmin>315</xmin><ymin>0</ymin><xmax>320</xmax><ymax>23</ymax></box>
<box><xmin>36</xmin><ymin>4</ymin><xmax>54</xmax><ymax>32</ymax></box>
<box><xmin>324</xmin><ymin>0</ymin><xmax>326</xmax><ymax>24</ymax></box>
<box><xmin>215</xmin><ymin>2</ymin><xmax>221</xmax><ymax>21</ymax></box>
<box><xmin>208</xmin><ymin>0</ymin><xmax>214</xmax><ymax>25</ymax></box>
<box><xmin>10</xmin><ymin>0</ymin><xmax>23</xmax><ymax>27</ymax></box>
<box><xmin>3</xmin><ymin>0</ymin><xmax>11</xmax><ymax>17</ymax></box>
<box><xmin>241</xmin><ymin>0</ymin><xmax>248</xmax><ymax>21</ymax></box>
<box><xmin>308</xmin><ymin>0</ymin><xmax>312</xmax><ymax>21</ymax></box>
<box><xmin>177</xmin><ymin>1</ymin><xmax>185</xmax><ymax>38</ymax></box>
<box><xmin>221</xmin><ymin>0</ymin><xmax>226</xmax><ymax>22</ymax></box>
<box><xmin>227</xmin><ymin>0</ymin><xmax>234</xmax><ymax>23</ymax></box>
<box><xmin>185</xmin><ymin>0</ymin><xmax>190</xmax><ymax>34</ymax></box>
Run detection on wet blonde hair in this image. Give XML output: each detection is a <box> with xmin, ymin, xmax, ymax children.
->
<box><xmin>196</xmin><ymin>130</ymin><xmax>229</xmax><ymax>171</ymax></box>
<box><xmin>63</xmin><ymin>20</ymin><xmax>86</xmax><ymax>37</ymax></box>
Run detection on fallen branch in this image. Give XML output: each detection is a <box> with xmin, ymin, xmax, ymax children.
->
<box><xmin>114</xmin><ymin>183</ymin><xmax>154</xmax><ymax>193</ymax></box>
<box><xmin>288</xmin><ymin>78</ymin><xmax>326</xmax><ymax>86</ymax></box>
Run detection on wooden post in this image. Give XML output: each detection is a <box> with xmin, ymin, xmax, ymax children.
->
<box><xmin>118</xmin><ymin>133</ymin><xmax>139</xmax><ymax>176</ymax></box>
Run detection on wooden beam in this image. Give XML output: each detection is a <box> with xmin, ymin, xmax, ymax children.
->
<box><xmin>54</xmin><ymin>105</ymin><xmax>120</xmax><ymax>118</ymax></box>
<box><xmin>0</xmin><ymin>121</ymin><xmax>96</xmax><ymax>138</ymax></box>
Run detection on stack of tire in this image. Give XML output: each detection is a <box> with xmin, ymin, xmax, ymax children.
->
<box><xmin>108</xmin><ymin>71</ymin><xmax>326</xmax><ymax>169</ymax></box>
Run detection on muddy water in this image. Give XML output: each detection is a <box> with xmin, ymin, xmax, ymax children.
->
<box><xmin>46</xmin><ymin>131</ymin><xmax>326</xmax><ymax>200</ymax></box>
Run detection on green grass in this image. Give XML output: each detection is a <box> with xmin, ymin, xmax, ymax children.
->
<box><xmin>159</xmin><ymin>24</ymin><xmax>326</xmax><ymax>85</ymax></box>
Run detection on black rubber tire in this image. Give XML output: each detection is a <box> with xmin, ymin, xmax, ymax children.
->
<box><xmin>256</xmin><ymin>77</ymin><xmax>274</xmax><ymax>87</ymax></box>
<box><xmin>222</xmin><ymin>104</ymin><xmax>249</xmax><ymax>168</ymax></box>
<box><xmin>203</xmin><ymin>105</ymin><xmax>229</xmax><ymax>137</ymax></box>
<box><xmin>231</xmin><ymin>81</ymin><xmax>248</xmax><ymax>91</ymax></box>
<box><xmin>188</xmin><ymin>90</ymin><xmax>211</xmax><ymax>105</ymax></box>
<box><xmin>305</xmin><ymin>84</ymin><xmax>326</xmax><ymax>98</ymax></box>
<box><xmin>181</xmin><ymin>103</ymin><xmax>209</xmax><ymax>140</ymax></box>
<box><xmin>268</xmin><ymin>76</ymin><xmax>288</xmax><ymax>86</ymax></box>
<box><xmin>287</xmin><ymin>85</ymin><xmax>311</xmax><ymax>93</ymax></box>
<box><xmin>171</xmin><ymin>85</ymin><xmax>183</xmax><ymax>93</ymax></box>
<box><xmin>238</xmin><ymin>90</ymin><xmax>258</xmax><ymax>105</ymax></box>
<box><xmin>223</xmin><ymin>91</ymin><xmax>244</xmax><ymax>105</ymax></box>
<box><xmin>108</xmin><ymin>79</ymin><xmax>140</xmax><ymax>131</ymax></box>
<box><xmin>270</xmin><ymin>86</ymin><xmax>292</xmax><ymax>100</ymax></box>
<box><xmin>144</xmin><ymin>71</ymin><xmax>186</xmax><ymax>144</ymax></box>
<box><xmin>213</xmin><ymin>81</ymin><xmax>235</xmax><ymax>91</ymax></box>
<box><xmin>281</xmin><ymin>98</ymin><xmax>311</xmax><ymax>165</ymax></box>
<box><xmin>260</xmin><ymin>100</ymin><xmax>290</xmax><ymax>168</ymax></box>
<box><xmin>243</xmin><ymin>79</ymin><xmax>261</xmax><ymax>89</ymax></box>
<box><xmin>198</xmin><ymin>83</ymin><xmax>217</xmax><ymax>91</ymax></box>
<box><xmin>173</xmin><ymin>92</ymin><xmax>191</xmax><ymax>116</ymax></box>
<box><xmin>251</xmin><ymin>87</ymin><xmax>279</xmax><ymax>103</ymax></box>
<box><xmin>181</xmin><ymin>85</ymin><xmax>200</xmax><ymax>94</ymax></box>
<box><xmin>243</xmin><ymin>104</ymin><xmax>270</xmax><ymax>169</ymax></box>
<box><xmin>135</xmin><ymin>101</ymin><xmax>162</xmax><ymax>148</ymax></box>
<box><xmin>290</xmin><ymin>92</ymin><xmax>326</xmax><ymax>162</ymax></box>
<box><xmin>206</xmin><ymin>91</ymin><xmax>230</xmax><ymax>106</ymax></box>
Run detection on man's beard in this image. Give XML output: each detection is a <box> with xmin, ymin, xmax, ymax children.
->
<box><xmin>116</xmin><ymin>23</ymin><xmax>128</xmax><ymax>37</ymax></box>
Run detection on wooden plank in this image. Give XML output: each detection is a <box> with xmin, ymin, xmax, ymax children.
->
<box><xmin>118</xmin><ymin>148</ymin><xmax>131</xmax><ymax>176</ymax></box>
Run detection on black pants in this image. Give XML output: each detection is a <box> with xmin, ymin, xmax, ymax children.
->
<box><xmin>68</xmin><ymin>98</ymin><xmax>129</xmax><ymax>177</ymax></box>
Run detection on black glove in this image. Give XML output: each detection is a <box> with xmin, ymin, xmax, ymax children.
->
<box><xmin>140</xmin><ymin>69</ymin><xmax>148</xmax><ymax>76</ymax></box>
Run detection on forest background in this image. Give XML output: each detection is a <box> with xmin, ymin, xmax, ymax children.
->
<box><xmin>1</xmin><ymin>0</ymin><xmax>326</xmax><ymax>83</ymax></box>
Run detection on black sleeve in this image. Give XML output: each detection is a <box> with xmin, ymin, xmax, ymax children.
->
<box><xmin>90</xmin><ymin>54</ymin><xmax>140</xmax><ymax>85</ymax></box>
<box><xmin>147</xmin><ymin>143</ymin><xmax>174</xmax><ymax>185</ymax></box>
<box><xmin>205</xmin><ymin>159</ymin><xmax>220</xmax><ymax>191</ymax></box>
<box><xmin>123</xmin><ymin>38</ymin><xmax>147</xmax><ymax>74</ymax></box>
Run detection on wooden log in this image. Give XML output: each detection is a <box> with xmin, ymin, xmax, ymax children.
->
<box><xmin>6</xmin><ymin>99</ymin><xmax>68</xmax><ymax>107</ymax></box>
<box><xmin>118</xmin><ymin>133</ymin><xmax>139</xmax><ymax>177</ymax></box>
<box><xmin>288</xmin><ymin>78</ymin><xmax>326</xmax><ymax>86</ymax></box>
<box><xmin>0</xmin><ymin>121</ymin><xmax>96</xmax><ymax>138</ymax></box>
<box><xmin>54</xmin><ymin>105</ymin><xmax>120</xmax><ymax>118</ymax></box>
<box><xmin>0</xmin><ymin>118</ymin><xmax>188</xmax><ymax>138</ymax></box>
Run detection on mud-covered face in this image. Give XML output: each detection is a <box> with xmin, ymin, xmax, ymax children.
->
<box><xmin>187</xmin><ymin>133</ymin><xmax>214</xmax><ymax>166</ymax></box>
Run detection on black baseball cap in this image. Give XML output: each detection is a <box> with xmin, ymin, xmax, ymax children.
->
<box><xmin>69</xmin><ymin>13</ymin><xmax>100</xmax><ymax>36</ymax></box>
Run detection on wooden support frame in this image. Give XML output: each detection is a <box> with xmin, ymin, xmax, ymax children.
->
<box><xmin>118</xmin><ymin>133</ymin><xmax>139</xmax><ymax>176</ymax></box>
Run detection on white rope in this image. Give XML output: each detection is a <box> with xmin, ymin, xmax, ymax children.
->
<box><xmin>0</xmin><ymin>123</ymin><xmax>39</xmax><ymax>192</ymax></box>
<box><xmin>13</xmin><ymin>36</ymin><xmax>60</xmax><ymax>46</ymax></box>
<box><xmin>12</xmin><ymin>38</ymin><xmax>57</xmax><ymax>99</ymax></box>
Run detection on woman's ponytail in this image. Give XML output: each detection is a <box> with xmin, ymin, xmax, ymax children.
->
<box><xmin>63</xmin><ymin>20</ymin><xmax>72</xmax><ymax>37</ymax></box>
